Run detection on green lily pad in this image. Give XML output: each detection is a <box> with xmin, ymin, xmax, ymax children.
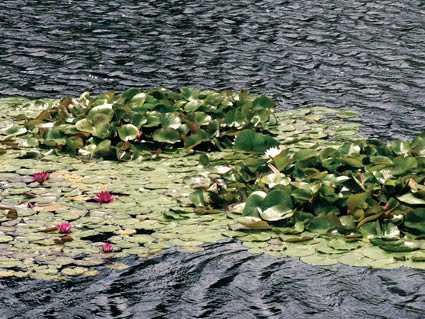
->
<box><xmin>397</xmin><ymin>193</ymin><xmax>425</xmax><ymax>205</ymax></box>
<box><xmin>300</xmin><ymin>255</ymin><xmax>338</xmax><ymax>266</ymax></box>
<box><xmin>405</xmin><ymin>208</ymin><xmax>425</xmax><ymax>235</ymax></box>
<box><xmin>338</xmin><ymin>252</ymin><xmax>368</xmax><ymax>267</ymax></box>
<box><xmin>234</xmin><ymin>129</ymin><xmax>279</xmax><ymax>153</ymax></box>
<box><xmin>0</xmin><ymin>235</ymin><xmax>13</xmax><ymax>243</ymax></box>
<box><xmin>118</xmin><ymin>124</ymin><xmax>139</xmax><ymax>141</ymax></box>
<box><xmin>242</xmin><ymin>232</ymin><xmax>272</xmax><ymax>242</ymax></box>
<box><xmin>153</xmin><ymin>128</ymin><xmax>181</xmax><ymax>144</ymax></box>
<box><xmin>61</xmin><ymin>266</ymin><xmax>89</xmax><ymax>276</ymax></box>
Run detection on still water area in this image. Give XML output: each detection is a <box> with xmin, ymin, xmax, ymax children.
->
<box><xmin>0</xmin><ymin>1</ymin><xmax>425</xmax><ymax>318</ymax></box>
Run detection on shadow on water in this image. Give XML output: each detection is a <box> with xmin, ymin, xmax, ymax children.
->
<box><xmin>1</xmin><ymin>0</ymin><xmax>425</xmax><ymax>318</ymax></box>
<box><xmin>1</xmin><ymin>241</ymin><xmax>425</xmax><ymax>319</ymax></box>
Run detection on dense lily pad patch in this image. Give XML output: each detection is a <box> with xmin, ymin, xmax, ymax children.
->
<box><xmin>193</xmin><ymin>122</ymin><xmax>425</xmax><ymax>265</ymax></box>
<box><xmin>11</xmin><ymin>88</ymin><xmax>277</xmax><ymax>160</ymax></box>
<box><xmin>0</xmin><ymin>91</ymin><xmax>425</xmax><ymax>280</ymax></box>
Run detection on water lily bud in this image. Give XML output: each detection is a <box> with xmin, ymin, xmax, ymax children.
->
<box><xmin>56</xmin><ymin>222</ymin><xmax>72</xmax><ymax>233</ymax></box>
<box><xmin>102</xmin><ymin>243</ymin><xmax>113</xmax><ymax>253</ymax></box>
<box><xmin>94</xmin><ymin>191</ymin><xmax>115</xmax><ymax>203</ymax></box>
<box><xmin>33</xmin><ymin>171</ymin><xmax>50</xmax><ymax>184</ymax></box>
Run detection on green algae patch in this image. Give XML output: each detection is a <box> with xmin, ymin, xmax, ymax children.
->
<box><xmin>0</xmin><ymin>89</ymin><xmax>424</xmax><ymax>279</ymax></box>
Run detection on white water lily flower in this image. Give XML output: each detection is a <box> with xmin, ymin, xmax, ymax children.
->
<box><xmin>265</xmin><ymin>147</ymin><xmax>282</xmax><ymax>159</ymax></box>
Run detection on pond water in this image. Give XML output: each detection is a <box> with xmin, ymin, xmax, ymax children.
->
<box><xmin>0</xmin><ymin>0</ymin><xmax>425</xmax><ymax>318</ymax></box>
<box><xmin>2</xmin><ymin>241</ymin><xmax>425</xmax><ymax>319</ymax></box>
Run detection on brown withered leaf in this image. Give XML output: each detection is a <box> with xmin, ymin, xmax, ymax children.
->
<box><xmin>23</xmin><ymin>191</ymin><xmax>38</xmax><ymax>198</ymax></box>
<box><xmin>0</xmin><ymin>206</ymin><xmax>18</xmax><ymax>219</ymax></box>
<box><xmin>61</xmin><ymin>235</ymin><xmax>74</xmax><ymax>242</ymax></box>
<box><xmin>54</xmin><ymin>238</ymin><xmax>64</xmax><ymax>245</ymax></box>
<box><xmin>39</xmin><ymin>227</ymin><xmax>58</xmax><ymax>233</ymax></box>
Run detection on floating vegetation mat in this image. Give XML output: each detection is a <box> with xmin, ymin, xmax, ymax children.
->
<box><xmin>0</xmin><ymin>88</ymin><xmax>424</xmax><ymax>280</ymax></box>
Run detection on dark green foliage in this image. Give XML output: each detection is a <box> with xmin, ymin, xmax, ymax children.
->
<box><xmin>24</xmin><ymin>88</ymin><xmax>276</xmax><ymax>160</ymax></box>
<box><xmin>193</xmin><ymin>134</ymin><xmax>425</xmax><ymax>244</ymax></box>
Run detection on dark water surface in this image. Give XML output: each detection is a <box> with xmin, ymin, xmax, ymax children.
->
<box><xmin>1</xmin><ymin>1</ymin><xmax>425</xmax><ymax>318</ymax></box>
<box><xmin>1</xmin><ymin>241</ymin><xmax>425</xmax><ymax>319</ymax></box>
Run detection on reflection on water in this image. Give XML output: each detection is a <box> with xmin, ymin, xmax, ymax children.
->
<box><xmin>1</xmin><ymin>1</ymin><xmax>425</xmax><ymax>318</ymax></box>
<box><xmin>1</xmin><ymin>241</ymin><xmax>425</xmax><ymax>319</ymax></box>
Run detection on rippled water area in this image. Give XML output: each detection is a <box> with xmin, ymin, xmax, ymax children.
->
<box><xmin>1</xmin><ymin>0</ymin><xmax>425</xmax><ymax>318</ymax></box>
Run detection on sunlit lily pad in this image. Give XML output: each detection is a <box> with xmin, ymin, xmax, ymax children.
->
<box><xmin>61</xmin><ymin>267</ymin><xmax>89</xmax><ymax>276</ymax></box>
<box><xmin>300</xmin><ymin>255</ymin><xmax>338</xmax><ymax>266</ymax></box>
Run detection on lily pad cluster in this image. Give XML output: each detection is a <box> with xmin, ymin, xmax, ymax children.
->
<box><xmin>1</xmin><ymin>92</ymin><xmax>425</xmax><ymax>279</ymax></box>
<box><xmin>0</xmin><ymin>150</ymin><xmax>230</xmax><ymax>280</ymax></box>
<box><xmin>21</xmin><ymin>88</ymin><xmax>276</xmax><ymax>160</ymax></box>
<box><xmin>193</xmin><ymin>130</ymin><xmax>425</xmax><ymax>254</ymax></box>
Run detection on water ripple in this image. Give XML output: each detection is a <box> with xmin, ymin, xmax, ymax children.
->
<box><xmin>0</xmin><ymin>0</ymin><xmax>424</xmax><ymax>138</ymax></box>
<box><xmin>1</xmin><ymin>241</ymin><xmax>425</xmax><ymax>318</ymax></box>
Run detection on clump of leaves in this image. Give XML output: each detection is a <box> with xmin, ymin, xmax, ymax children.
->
<box><xmin>23</xmin><ymin>88</ymin><xmax>277</xmax><ymax>160</ymax></box>
<box><xmin>193</xmin><ymin>132</ymin><xmax>425</xmax><ymax>251</ymax></box>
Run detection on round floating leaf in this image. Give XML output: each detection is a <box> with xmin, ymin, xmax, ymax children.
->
<box><xmin>258</xmin><ymin>189</ymin><xmax>293</xmax><ymax>221</ymax></box>
<box><xmin>307</xmin><ymin>216</ymin><xmax>335</xmax><ymax>234</ymax></box>
<box><xmin>199</xmin><ymin>153</ymin><xmax>210</xmax><ymax>167</ymax></box>
<box><xmin>75</xmin><ymin>118</ymin><xmax>95</xmax><ymax>134</ymax></box>
<box><xmin>338</xmin><ymin>253</ymin><xmax>367</xmax><ymax>267</ymax></box>
<box><xmin>260</xmin><ymin>206</ymin><xmax>294</xmax><ymax>221</ymax></box>
<box><xmin>237</xmin><ymin>217</ymin><xmax>272</xmax><ymax>230</ymax></box>
<box><xmin>178</xmin><ymin>246</ymin><xmax>204</xmax><ymax>253</ymax></box>
<box><xmin>234</xmin><ymin>129</ymin><xmax>279</xmax><ymax>153</ymax></box>
<box><xmin>360</xmin><ymin>246</ymin><xmax>393</xmax><ymax>260</ymax></box>
<box><xmin>341</xmin><ymin>157</ymin><xmax>364</xmax><ymax>168</ymax></box>
<box><xmin>184</xmin><ymin>130</ymin><xmax>209</xmax><ymax>150</ymax></box>
<box><xmin>371</xmin><ymin>238</ymin><xmax>419</xmax><ymax>252</ymax></box>
<box><xmin>83</xmin><ymin>270</ymin><xmax>100</xmax><ymax>277</ymax></box>
<box><xmin>359</xmin><ymin>221</ymin><xmax>382</xmax><ymax>239</ymax></box>
<box><xmin>153</xmin><ymin>128</ymin><xmax>181</xmax><ymax>144</ymax></box>
<box><xmin>0</xmin><ymin>235</ymin><xmax>13</xmax><ymax>243</ymax></box>
<box><xmin>74</xmin><ymin>257</ymin><xmax>105</xmax><ymax>266</ymax></box>
<box><xmin>94</xmin><ymin>139</ymin><xmax>112</xmax><ymax>156</ymax></box>
<box><xmin>284</xmin><ymin>245</ymin><xmax>315</xmax><ymax>257</ymax></box>
<box><xmin>391</xmin><ymin>140</ymin><xmax>410</xmax><ymax>156</ymax></box>
<box><xmin>61</xmin><ymin>267</ymin><xmax>89</xmax><ymax>276</ymax></box>
<box><xmin>87</xmin><ymin>104</ymin><xmax>114</xmax><ymax>125</ymax></box>
<box><xmin>405</xmin><ymin>208</ymin><xmax>425</xmax><ymax>235</ymax></box>
<box><xmin>397</xmin><ymin>193</ymin><xmax>425</xmax><ymax>205</ymax></box>
<box><xmin>252</xmin><ymin>95</ymin><xmax>275</xmax><ymax>109</ymax></box>
<box><xmin>242</xmin><ymin>232</ymin><xmax>272</xmax><ymax>242</ymax></box>
<box><xmin>106</xmin><ymin>263</ymin><xmax>129</xmax><ymax>270</ymax></box>
<box><xmin>118</xmin><ymin>124</ymin><xmax>139</xmax><ymax>142</ymax></box>
<box><xmin>1</xmin><ymin>124</ymin><xmax>27</xmax><ymax>136</ymax></box>
<box><xmin>383</xmin><ymin>222</ymin><xmax>400</xmax><ymax>239</ymax></box>
<box><xmin>189</xmin><ymin>189</ymin><xmax>208</xmax><ymax>207</ymax></box>
<box><xmin>261</xmin><ymin>189</ymin><xmax>293</xmax><ymax>210</ymax></box>
<box><xmin>300</xmin><ymin>255</ymin><xmax>338</xmax><ymax>266</ymax></box>
<box><xmin>411</xmin><ymin>134</ymin><xmax>425</xmax><ymax>156</ymax></box>
<box><xmin>383</xmin><ymin>157</ymin><xmax>417</xmax><ymax>176</ymax></box>
<box><xmin>127</xmin><ymin>234</ymin><xmax>154</xmax><ymax>244</ymax></box>
<box><xmin>294</xmin><ymin>149</ymin><xmax>317</xmax><ymax>161</ymax></box>
<box><xmin>335</xmin><ymin>110</ymin><xmax>358</xmax><ymax>118</ymax></box>
<box><xmin>242</xmin><ymin>191</ymin><xmax>267</xmax><ymax>217</ymax></box>
<box><xmin>328</xmin><ymin>238</ymin><xmax>362</xmax><ymax>251</ymax></box>
<box><xmin>161</xmin><ymin>113</ymin><xmax>181</xmax><ymax>129</ymax></box>
<box><xmin>143</xmin><ymin>112</ymin><xmax>161</xmax><ymax>127</ymax></box>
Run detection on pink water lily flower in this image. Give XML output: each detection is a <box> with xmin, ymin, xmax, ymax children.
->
<box><xmin>94</xmin><ymin>191</ymin><xmax>115</xmax><ymax>203</ymax></box>
<box><xmin>56</xmin><ymin>222</ymin><xmax>72</xmax><ymax>233</ymax></box>
<box><xmin>33</xmin><ymin>171</ymin><xmax>50</xmax><ymax>184</ymax></box>
<box><xmin>102</xmin><ymin>242</ymin><xmax>113</xmax><ymax>253</ymax></box>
